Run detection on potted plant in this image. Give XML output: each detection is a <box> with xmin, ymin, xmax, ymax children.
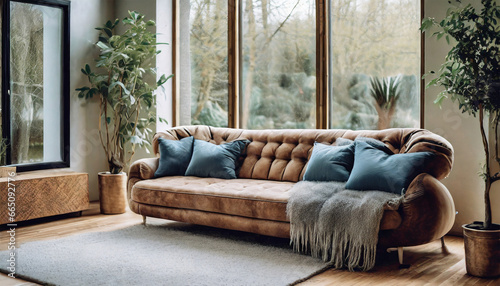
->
<box><xmin>421</xmin><ymin>0</ymin><xmax>500</xmax><ymax>277</ymax></box>
<box><xmin>77</xmin><ymin>11</ymin><xmax>171</xmax><ymax>214</ymax></box>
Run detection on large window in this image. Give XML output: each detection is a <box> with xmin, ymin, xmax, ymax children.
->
<box><xmin>178</xmin><ymin>0</ymin><xmax>229</xmax><ymax>127</ymax></box>
<box><xmin>173</xmin><ymin>0</ymin><xmax>421</xmax><ymax>130</ymax></box>
<box><xmin>1</xmin><ymin>0</ymin><xmax>70</xmax><ymax>171</ymax></box>
<box><xmin>241</xmin><ymin>0</ymin><xmax>316</xmax><ymax>129</ymax></box>
<box><xmin>328</xmin><ymin>0</ymin><xmax>421</xmax><ymax>130</ymax></box>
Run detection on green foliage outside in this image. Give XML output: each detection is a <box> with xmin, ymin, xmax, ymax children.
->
<box><xmin>370</xmin><ymin>75</ymin><xmax>403</xmax><ymax>130</ymax></box>
<box><xmin>10</xmin><ymin>2</ymin><xmax>45</xmax><ymax>164</ymax></box>
<box><xmin>77</xmin><ymin>11</ymin><xmax>171</xmax><ymax>174</ymax></box>
<box><xmin>328</xmin><ymin>0</ymin><xmax>420</xmax><ymax>130</ymax></box>
<box><xmin>183</xmin><ymin>0</ymin><xmax>421</xmax><ymax>130</ymax></box>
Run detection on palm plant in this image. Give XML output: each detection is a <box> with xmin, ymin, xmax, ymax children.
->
<box><xmin>370</xmin><ymin>75</ymin><xmax>402</xmax><ymax>130</ymax></box>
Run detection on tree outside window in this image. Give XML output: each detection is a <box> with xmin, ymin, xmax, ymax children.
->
<box><xmin>175</xmin><ymin>0</ymin><xmax>420</xmax><ymax>130</ymax></box>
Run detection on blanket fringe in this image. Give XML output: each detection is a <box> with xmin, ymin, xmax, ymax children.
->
<box><xmin>287</xmin><ymin>182</ymin><xmax>402</xmax><ymax>272</ymax></box>
<box><xmin>291</xmin><ymin>223</ymin><xmax>377</xmax><ymax>271</ymax></box>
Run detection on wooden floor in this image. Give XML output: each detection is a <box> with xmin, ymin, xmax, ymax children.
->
<box><xmin>1</xmin><ymin>202</ymin><xmax>499</xmax><ymax>286</ymax></box>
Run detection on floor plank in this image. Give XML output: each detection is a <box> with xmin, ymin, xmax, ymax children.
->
<box><xmin>0</xmin><ymin>202</ymin><xmax>499</xmax><ymax>285</ymax></box>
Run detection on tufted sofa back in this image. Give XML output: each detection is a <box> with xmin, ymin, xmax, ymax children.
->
<box><xmin>153</xmin><ymin>125</ymin><xmax>454</xmax><ymax>182</ymax></box>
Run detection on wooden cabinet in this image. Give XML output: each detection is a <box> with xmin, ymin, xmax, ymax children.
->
<box><xmin>0</xmin><ymin>170</ymin><xmax>89</xmax><ymax>224</ymax></box>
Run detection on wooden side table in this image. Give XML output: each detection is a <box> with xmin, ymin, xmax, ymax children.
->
<box><xmin>0</xmin><ymin>169</ymin><xmax>89</xmax><ymax>224</ymax></box>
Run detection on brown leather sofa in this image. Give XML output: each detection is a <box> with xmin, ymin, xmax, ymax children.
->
<box><xmin>128</xmin><ymin>125</ymin><xmax>455</xmax><ymax>249</ymax></box>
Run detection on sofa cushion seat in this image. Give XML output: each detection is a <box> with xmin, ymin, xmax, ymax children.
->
<box><xmin>132</xmin><ymin>176</ymin><xmax>292</xmax><ymax>222</ymax></box>
<box><xmin>131</xmin><ymin>176</ymin><xmax>402</xmax><ymax>229</ymax></box>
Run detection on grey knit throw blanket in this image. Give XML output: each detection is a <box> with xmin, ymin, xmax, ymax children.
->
<box><xmin>286</xmin><ymin>181</ymin><xmax>403</xmax><ymax>271</ymax></box>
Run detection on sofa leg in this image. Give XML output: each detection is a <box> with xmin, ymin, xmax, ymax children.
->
<box><xmin>397</xmin><ymin>247</ymin><xmax>411</xmax><ymax>269</ymax></box>
<box><xmin>398</xmin><ymin>247</ymin><xmax>404</xmax><ymax>264</ymax></box>
<box><xmin>142</xmin><ymin>215</ymin><xmax>147</xmax><ymax>226</ymax></box>
<box><xmin>440</xmin><ymin>236</ymin><xmax>449</xmax><ymax>254</ymax></box>
<box><xmin>387</xmin><ymin>247</ymin><xmax>410</xmax><ymax>269</ymax></box>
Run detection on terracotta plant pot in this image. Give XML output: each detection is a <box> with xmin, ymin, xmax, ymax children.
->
<box><xmin>98</xmin><ymin>172</ymin><xmax>127</xmax><ymax>214</ymax></box>
<box><xmin>463</xmin><ymin>222</ymin><xmax>500</xmax><ymax>278</ymax></box>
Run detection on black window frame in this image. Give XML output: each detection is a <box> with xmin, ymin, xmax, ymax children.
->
<box><xmin>1</xmin><ymin>0</ymin><xmax>70</xmax><ymax>172</ymax></box>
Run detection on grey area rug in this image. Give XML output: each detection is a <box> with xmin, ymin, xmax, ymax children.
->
<box><xmin>0</xmin><ymin>221</ymin><xmax>328</xmax><ymax>286</ymax></box>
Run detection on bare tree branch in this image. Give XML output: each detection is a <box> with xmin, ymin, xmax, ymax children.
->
<box><xmin>259</xmin><ymin>0</ymin><xmax>301</xmax><ymax>46</ymax></box>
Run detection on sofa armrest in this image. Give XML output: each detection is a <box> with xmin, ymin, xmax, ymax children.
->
<box><xmin>129</xmin><ymin>158</ymin><xmax>159</xmax><ymax>180</ymax></box>
<box><xmin>127</xmin><ymin>158</ymin><xmax>159</xmax><ymax>212</ymax></box>
<box><xmin>378</xmin><ymin>173</ymin><xmax>455</xmax><ymax>248</ymax></box>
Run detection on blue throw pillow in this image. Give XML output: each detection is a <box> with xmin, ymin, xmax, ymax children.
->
<box><xmin>303</xmin><ymin>142</ymin><xmax>355</xmax><ymax>182</ymax></box>
<box><xmin>154</xmin><ymin>136</ymin><xmax>195</xmax><ymax>178</ymax></box>
<box><xmin>345</xmin><ymin>140</ymin><xmax>434</xmax><ymax>194</ymax></box>
<box><xmin>185</xmin><ymin>139</ymin><xmax>250</xmax><ymax>179</ymax></box>
<box><xmin>336</xmin><ymin>137</ymin><xmax>354</xmax><ymax>146</ymax></box>
<box><xmin>355</xmin><ymin>137</ymin><xmax>393</xmax><ymax>154</ymax></box>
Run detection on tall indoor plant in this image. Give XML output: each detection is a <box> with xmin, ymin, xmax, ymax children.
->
<box><xmin>422</xmin><ymin>0</ymin><xmax>500</xmax><ymax>277</ymax></box>
<box><xmin>77</xmin><ymin>11</ymin><xmax>171</xmax><ymax>214</ymax></box>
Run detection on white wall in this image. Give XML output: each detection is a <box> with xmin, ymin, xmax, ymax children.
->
<box><xmin>156</xmin><ymin>0</ymin><xmax>174</xmax><ymax>132</ymax></box>
<box><xmin>423</xmin><ymin>0</ymin><xmax>499</xmax><ymax>235</ymax></box>
<box><xmin>69</xmin><ymin>0</ymin><xmax>115</xmax><ymax>201</ymax></box>
<box><xmin>114</xmin><ymin>0</ymin><xmax>156</xmax><ymax>27</ymax></box>
<box><xmin>114</xmin><ymin>0</ymin><xmax>168</xmax><ymax>164</ymax></box>
<box><xmin>42</xmin><ymin>6</ymin><xmax>63</xmax><ymax>162</ymax></box>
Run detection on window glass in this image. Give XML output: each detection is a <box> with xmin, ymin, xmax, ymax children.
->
<box><xmin>328</xmin><ymin>0</ymin><xmax>420</xmax><ymax>130</ymax></box>
<box><xmin>172</xmin><ymin>0</ymin><xmax>420</xmax><ymax>130</ymax></box>
<box><xmin>178</xmin><ymin>0</ymin><xmax>229</xmax><ymax>127</ymax></box>
<box><xmin>240</xmin><ymin>0</ymin><xmax>316</xmax><ymax>129</ymax></box>
<box><xmin>9</xmin><ymin>2</ymin><xmax>63</xmax><ymax>164</ymax></box>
